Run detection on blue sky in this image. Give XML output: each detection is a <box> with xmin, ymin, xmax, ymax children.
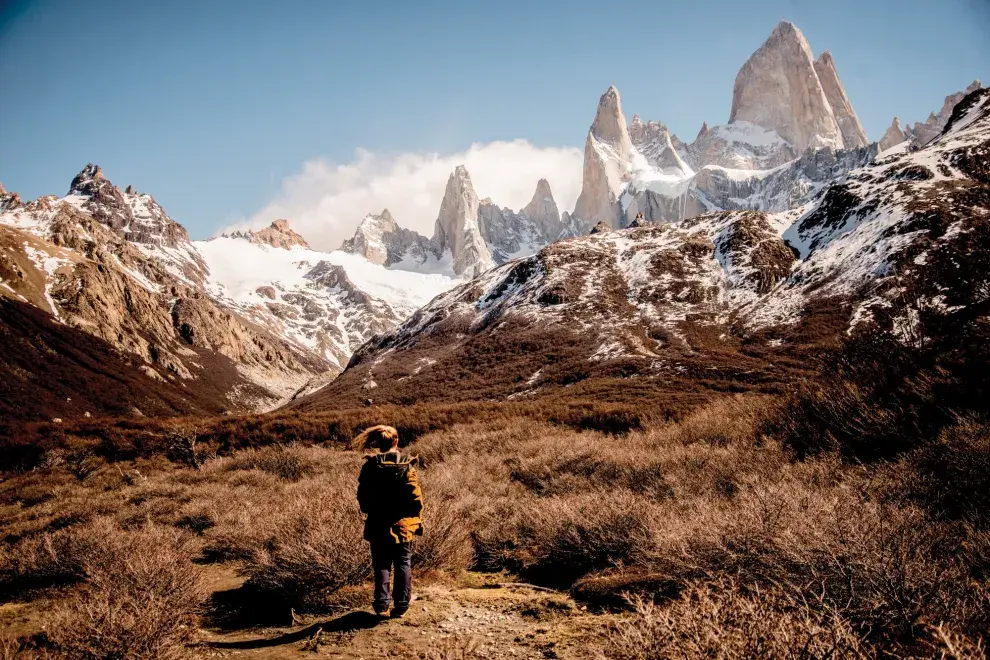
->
<box><xmin>1</xmin><ymin>0</ymin><xmax>987</xmax><ymax>244</ymax></box>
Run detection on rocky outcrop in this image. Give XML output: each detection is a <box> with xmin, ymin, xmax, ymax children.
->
<box><xmin>814</xmin><ymin>51</ymin><xmax>870</xmax><ymax>148</ymax></box>
<box><xmin>905</xmin><ymin>80</ymin><xmax>983</xmax><ymax>146</ymax></box>
<box><xmin>519</xmin><ymin>179</ymin><xmax>563</xmax><ymax>241</ymax></box>
<box><xmin>433</xmin><ymin>166</ymin><xmax>495</xmax><ymax>277</ymax></box>
<box><xmin>630</xmin><ymin>119</ymin><xmax>693</xmax><ymax>175</ymax></box>
<box><xmin>0</xmin><ymin>183</ymin><xmax>22</xmax><ymax>212</ymax></box>
<box><xmin>67</xmin><ymin>164</ymin><xmax>193</xmax><ymax>251</ymax></box>
<box><xmin>879</xmin><ymin>117</ymin><xmax>907</xmax><ymax>151</ymax></box>
<box><xmin>225</xmin><ymin>219</ymin><xmax>310</xmax><ymax>250</ymax></box>
<box><xmin>572</xmin><ymin>86</ymin><xmax>634</xmax><ymax>229</ymax></box>
<box><xmin>339</xmin><ymin>209</ymin><xmax>433</xmax><ymax>267</ymax></box>
<box><xmin>729</xmin><ymin>21</ymin><xmax>844</xmax><ymax>151</ymax></box>
<box><xmin>479</xmin><ymin>179</ymin><xmax>566</xmax><ymax>263</ymax></box>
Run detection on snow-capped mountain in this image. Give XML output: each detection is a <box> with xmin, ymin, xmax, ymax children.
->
<box><xmin>571</xmin><ymin>21</ymin><xmax>886</xmax><ymax>231</ymax></box>
<box><xmin>195</xmin><ymin>233</ymin><xmax>457</xmax><ymax>370</ymax></box>
<box><xmin>0</xmin><ymin>169</ymin><xmax>327</xmax><ymax>415</ymax></box>
<box><xmin>3</xmin><ymin>18</ymin><xmax>984</xmax><ymax>418</ymax></box>
<box><xmin>0</xmin><ymin>166</ymin><xmax>460</xmax><ymax>416</ymax></box>
<box><xmin>289</xmin><ymin>86</ymin><xmax>990</xmax><ymax>410</ymax></box>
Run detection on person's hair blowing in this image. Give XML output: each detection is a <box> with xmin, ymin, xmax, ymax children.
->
<box><xmin>352</xmin><ymin>425</ymin><xmax>400</xmax><ymax>451</ymax></box>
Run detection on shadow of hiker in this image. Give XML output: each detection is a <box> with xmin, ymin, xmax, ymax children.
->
<box><xmin>204</xmin><ymin>611</ymin><xmax>383</xmax><ymax>649</ymax></box>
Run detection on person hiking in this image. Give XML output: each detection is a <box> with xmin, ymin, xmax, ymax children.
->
<box><xmin>354</xmin><ymin>425</ymin><xmax>423</xmax><ymax>618</ymax></box>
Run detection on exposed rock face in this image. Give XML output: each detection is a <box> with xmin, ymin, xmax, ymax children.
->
<box><xmin>67</xmin><ymin>164</ymin><xmax>193</xmax><ymax>251</ymax></box>
<box><xmin>686</xmin><ymin>121</ymin><xmax>796</xmax><ymax>170</ymax></box>
<box><xmin>0</xmin><ymin>183</ymin><xmax>22</xmax><ymax>212</ymax></box>
<box><xmin>814</xmin><ymin>51</ymin><xmax>870</xmax><ymax>148</ymax></box>
<box><xmin>692</xmin><ymin>143</ymin><xmax>878</xmax><ymax>212</ymax></box>
<box><xmin>520</xmin><ymin>179</ymin><xmax>563</xmax><ymax>241</ymax></box>
<box><xmin>729</xmin><ymin>21</ymin><xmax>843</xmax><ymax>151</ymax></box>
<box><xmin>340</xmin><ymin>209</ymin><xmax>433</xmax><ymax>267</ymax></box>
<box><xmin>479</xmin><ymin>179</ymin><xmax>566</xmax><ymax>263</ymax></box>
<box><xmin>879</xmin><ymin>117</ymin><xmax>907</xmax><ymax>151</ymax></box>
<box><xmin>572</xmin><ymin>86</ymin><xmax>634</xmax><ymax>229</ymax></box>
<box><xmin>433</xmin><ymin>166</ymin><xmax>495</xmax><ymax>277</ymax></box>
<box><xmin>905</xmin><ymin>80</ymin><xmax>983</xmax><ymax>146</ymax></box>
<box><xmin>630</xmin><ymin>119</ymin><xmax>693</xmax><ymax>175</ymax></box>
<box><xmin>225</xmin><ymin>219</ymin><xmax>310</xmax><ymax>250</ymax></box>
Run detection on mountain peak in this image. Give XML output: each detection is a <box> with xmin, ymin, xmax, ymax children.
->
<box><xmin>879</xmin><ymin>116</ymin><xmax>908</xmax><ymax>151</ymax></box>
<box><xmin>434</xmin><ymin>166</ymin><xmax>493</xmax><ymax>277</ymax></box>
<box><xmin>813</xmin><ymin>49</ymin><xmax>869</xmax><ymax>148</ymax></box>
<box><xmin>769</xmin><ymin>19</ymin><xmax>801</xmax><ymax>41</ymax></box>
<box><xmin>730</xmin><ymin>21</ymin><xmax>843</xmax><ymax>151</ymax></box>
<box><xmin>590</xmin><ymin>86</ymin><xmax>633</xmax><ymax>153</ymax></box>
<box><xmin>69</xmin><ymin>163</ymin><xmax>108</xmax><ymax>195</ymax></box>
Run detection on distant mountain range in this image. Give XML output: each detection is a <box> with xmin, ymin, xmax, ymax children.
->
<box><xmin>1</xmin><ymin>20</ymin><xmax>984</xmax><ymax>421</ymax></box>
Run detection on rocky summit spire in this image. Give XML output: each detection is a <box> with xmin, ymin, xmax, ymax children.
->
<box><xmin>729</xmin><ymin>20</ymin><xmax>843</xmax><ymax>151</ymax></box>
<box><xmin>589</xmin><ymin>86</ymin><xmax>634</xmax><ymax>158</ymax></box>
<box><xmin>879</xmin><ymin>117</ymin><xmax>907</xmax><ymax>151</ymax></box>
<box><xmin>572</xmin><ymin>86</ymin><xmax>634</xmax><ymax>230</ymax></box>
<box><xmin>814</xmin><ymin>51</ymin><xmax>869</xmax><ymax>148</ymax></box>
<box><xmin>433</xmin><ymin>166</ymin><xmax>494</xmax><ymax>278</ymax></box>
<box><xmin>520</xmin><ymin>179</ymin><xmax>561</xmax><ymax>242</ymax></box>
<box><xmin>69</xmin><ymin>163</ymin><xmax>106</xmax><ymax>194</ymax></box>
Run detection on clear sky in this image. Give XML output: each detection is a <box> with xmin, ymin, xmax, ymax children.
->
<box><xmin>1</xmin><ymin>0</ymin><xmax>987</xmax><ymax>245</ymax></box>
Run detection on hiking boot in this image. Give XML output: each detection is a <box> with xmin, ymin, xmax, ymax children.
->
<box><xmin>374</xmin><ymin>604</ymin><xmax>390</xmax><ymax>618</ymax></box>
<box><xmin>390</xmin><ymin>606</ymin><xmax>408</xmax><ymax>619</ymax></box>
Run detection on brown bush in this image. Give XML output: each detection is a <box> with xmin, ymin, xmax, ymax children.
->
<box><xmin>901</xmin><ymin>418</ymin><xmax>990</xmax><ymax>528</ymax></box>
<box><xmin>220</xmin><ymin>444</ymin><xmax>317</xmax><ymax>481</ymax></box>
<box><xmin>607</xmin><ymin>580</ymin><xmax>870</xmax><ymax>660</ymax></box>
<box><xmin>45</xmin><ymin>522</ymin><xmax>206</xmax><ymax>660</ymax></box>
<box><xmin>241</xmin><ymin>490</ymin><xmax>370</xmax><ymax>612</ymax></box>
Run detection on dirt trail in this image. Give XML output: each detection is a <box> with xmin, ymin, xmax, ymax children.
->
<box><xmin>198</xmin><ymin>569</ymin><xmax>611</xmax><ymax>659</ymax></box>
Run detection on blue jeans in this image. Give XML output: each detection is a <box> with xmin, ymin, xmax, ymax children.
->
<box><xmin>370</xmin><ymin>540</ymin><xmax>413</xmax><ymax>613</ymax></box>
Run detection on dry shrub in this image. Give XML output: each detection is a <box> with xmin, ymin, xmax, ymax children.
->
<box><xmin>901</xmin><ymin>418</ymin><xmax>990</xmax><ymax>528</ymax></box>
<box><xmin>646</xmin><ymin>394</ymin><xmax>773</xmax><ymax>446</ymax></box>
<box><xmin>607</xmin><ymin>580</ymin><xmax>870</xmax><ymax>660</ymax></box>
<box><xmin>220</xmin><ymin>444</ymin><xmax>317</xmax><ymax>481</ymax></box>
<box><xmin>241</xmin><ymin>490</ymin><xmax>369</xmax><ymax>612</ymax></box>
<box><xmin>0</xmin><ymin>637</ymin><xmax>49</xmax><ymax>659</ymax></box>
<box><xmin>412</xmin><ymin>466</ymin><xmax>474</xmax><ymax>573</ymax></box>
<box><xmin>44</xmin><ymin>522</ymin><xmax>205</xmax><ymax>660</ymax></box>
<box><xmin>0</xmin><ymin>521</ymin><xmax>105</xmax><ymax>595</ymax></box>
<box><xmin>477</xmin><ymin>490</ymin><xmax>654</xmax><ymax>588</ymax></box>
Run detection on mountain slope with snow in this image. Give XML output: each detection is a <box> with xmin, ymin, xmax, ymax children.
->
<box><xmin>195</xmin><ymin>236</ymin><xmax>458</xmax><ymax>370</ymax></box>
<box><xmin>289</xmin><ymin>87</ymin><xmax>990</xmax><ymax>410</ymax></box>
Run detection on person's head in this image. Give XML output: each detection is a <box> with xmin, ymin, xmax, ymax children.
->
<box><xmin>352</xmin><ymin>425</ymin><xmax>400</xmax><ymax>452</ymax></box>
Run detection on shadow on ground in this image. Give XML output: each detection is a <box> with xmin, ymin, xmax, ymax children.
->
<box><xmin>203</xmin><ymin>611</ymin><xmax>382</xmax><ymax>649</ymax></box>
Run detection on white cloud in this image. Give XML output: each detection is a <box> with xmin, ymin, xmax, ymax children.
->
<box><xmin>222</xmin><ymin>140</ymin><xmax>583</xmax><ymax>251</ymax></box>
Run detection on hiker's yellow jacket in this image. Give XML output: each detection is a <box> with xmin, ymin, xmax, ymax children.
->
<box><xmin>357</xmin><ymin>451</ymin><xmax>423</xmax><ymax>543</ymax></box>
